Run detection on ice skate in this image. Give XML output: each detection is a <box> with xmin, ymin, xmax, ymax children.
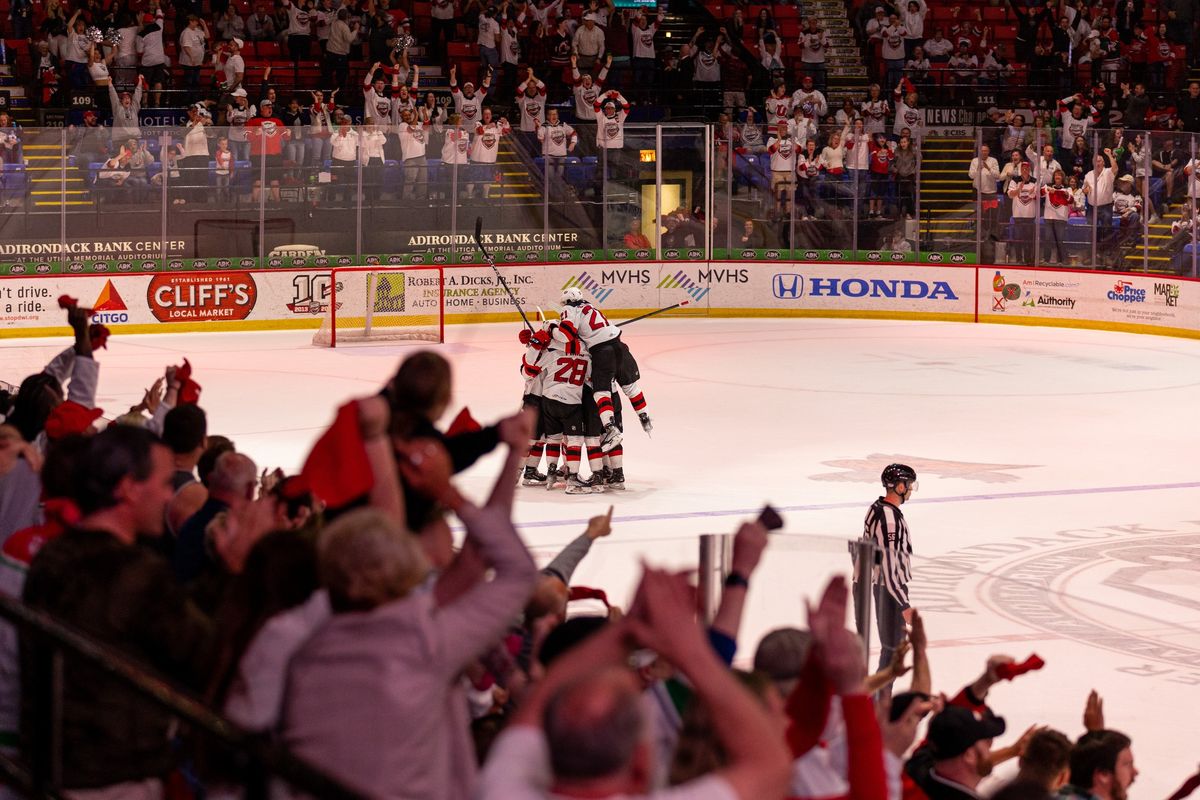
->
<box><xmin>600</xmin><ymin>422</ymin><xmax>623</xmax><ymax>452</ymax></box>
<box><xmin>521</xmin><ymin>466</ymin><xmax>547</xmax><ymax>486</ymax></box>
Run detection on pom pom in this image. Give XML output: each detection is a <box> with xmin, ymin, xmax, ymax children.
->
<box><xmin>995</xmin><ymin>654</ymin><xmax>1045</xmax><ymax>681</ymax></box>
<box><xmin>86</xmin><ymin>25</ymin><xmax>103</xmax><ymax>43</ymax></box>
<box><xmin>103</xmin><ymin>27</ymin><xmax>122</xmax><ymax>47</ymax></box>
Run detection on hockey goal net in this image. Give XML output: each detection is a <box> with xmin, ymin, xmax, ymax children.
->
<box><xmin>312</xmin><ymin>266</ymin><xmax>445</xmax><ymax>347</ymax></box>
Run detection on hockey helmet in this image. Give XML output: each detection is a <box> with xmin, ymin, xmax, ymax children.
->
<box><xmin>881</xmin><ymin>463</ymin><xmax>917</xmax><ymax>489</ymax></box>
<box><xmin>561</xmin><ymin>287</ymin><xmax>585</xmax><ymax>305</ymax></box>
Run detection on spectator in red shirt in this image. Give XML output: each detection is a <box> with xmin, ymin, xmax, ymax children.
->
<box><xmin>245</xmin><ymin>98</ymin><xmax>291</xmax><ymax>202</ymax></box>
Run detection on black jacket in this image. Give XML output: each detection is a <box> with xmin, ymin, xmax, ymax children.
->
<box><xmin>22</xmin><ymin>528</ymin><xmax>212</xmax><ymax>789</ymax></box>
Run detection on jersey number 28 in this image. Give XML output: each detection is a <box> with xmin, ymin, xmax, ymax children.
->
<box><xmin>553</xmin><ymin>357</ymin><xmax>588</xmax><ymax>386</ymax></box>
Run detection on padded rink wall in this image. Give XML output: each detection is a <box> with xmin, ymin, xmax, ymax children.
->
<box><xmin>0</xmin><ymin>261</ymin><xmax>1195</xmax><ymax>340</ymax></box>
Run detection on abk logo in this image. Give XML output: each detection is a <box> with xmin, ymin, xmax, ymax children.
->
<box><xmin>927</xmin><ymin>253</ymin><xmax>944</xmax><ymax>262</ymax></box>
<box><xmin>365</xmin><ymin>256</ymin><xmax>380</xmax><ymax>265</ymax></box>
<box><xmin>867</xmin><ymin>252</ymin><xmax>881</xmax><ymax>261</ymax></box>
<box><xmin>503</xmin><ymin>252</ymin><xmax>517</xmax><ymax>262</ymax></box>
<box><xmin>117</xmin><ymin>262</ymin><xmax>132</xmax><ymax>272</ymax></box>
<box><xmin>827</xmin><ymin>250</ymin><xmax>845</xmax><ymax>260</ymax></box>
<box><xmin>891</xmin><ymin>252</ymin><xmax>906</xmax><ymax>262</ymax></box>
<box><xmin>193</xmin><ymin>260</ymin><xmax>207</xmax><ymax>270</ymax></box>
<box><xmin>68</xmin><ymin>263</ymin><xmax>83</xmax><ymax>273</ymax></box>
<box><xmin>764</xmin><ymin>250</ymin><xmax>781</xmax><ymax>259</ymax></box>
<box><xmin>741</xmin><ymin>249</ymin><xmax>756</xmax><ymax>259</ymax></box>
<box><xmin>664</xmin><ymin>249</ymin><xmax>680</xmax><ymax>259</ymax></box>
<box><xmin>410</xmin><ymin>254</ymin><xmax>426</xmax><ymax>264</ymax></box>
<box><xmin>36</xmin><ymin>263</ymin><xmax>51</xmax><ymax>274</ymax></box>
<box><xmin>314</xmin><ymin>257</ymin><xmax>330</xmax><ymax>267</ymax></box>
<box><xmin>239</xmin><ymin>258</ymin><xmax>257</xmax><ymax>268</ymax></box>
<box><xmin>772</xmin><ymin>273</ymin><xmax>803</xmax><ymax>300</ymax></box>
<box><xmin>804</xmin><ymin>250</ymin><xmax>819</xmax><ymax>260</ymax></box>
<box><xmin>8</xmin><ymin>264</ymin><xmax>24</xmax><ymax>274</ymax></box>
<box><xmin>290</xmin><ymin>257</ymin><xmax>306</xmax><ymax>267</ymax></box>
<box><xmin>386</xmin><ymin>255</ymin><xmax>403</xmax><ymax>265</ymax></box>
<box><xmin>336</xmin><ymin>256</ymin><xmax>353</xmax><ymax>266</ymax></box>
<box><xmin>267</xmin><ymin>258</ymin><xmax>283</xmax><ymax>268</ymax></box>
<box><xmin>656</xmin><ymin>270</ymin><xmax>710</xmax><ymax>302</ymax></box>
<box><xmin>92</xmin><ymin>262</ymin><xmax>108</xmax><ymax>272</ymax></box>
<box><xmin>613</xmin><ymin>250</ymin><xmax>629</xmax><ymax>260</ymax></box>
<box><xmin>580</xmin><ymin>251</ymin><xmax>596</xmax><ymax>261</ymax></box>
<box><xmin>950</xmin><ymin>253</ymin><xmax>966</xmax><ymax>263</ymax></box>
<box><xmin>687</xmin><ymin>249</ymin><xmax>703</xmax><ymax>260</ymax></box>
<box><xmin>169</xmin><ymin>260</ymin><xmax>184</xmax><ymax>270</ymax></box>
<box><xmin>635</xmin><ymin>249</ymin><xmax>651</xmax><ymax>259</ymax></box>
<box><xmin>562</xmin><ymin>272</ymin><xmax>614</xmax><ymax>304</ymax></box>
<box><xmin>432</xmin><ymin>254</ymin><xmax>448</xmax><ymax>264</ymax></box>
<box><xmin>526</xmin><ymin>252</ymin><xmax>538</xmax><ymax>261</ymax></box>
<box><xmin>216</xmin><ymin>259</ymin><xmax>232</xmax><ymax>269</ymax></box>
<box><xmin>141</xmin><ymin>261</ymin><xmax>157</xmax><ymax>271</ymax></box>
<box><xmin>558</xmin><ymin>251</ymin><xmax>573</xmax><ymax>261</ymax></box>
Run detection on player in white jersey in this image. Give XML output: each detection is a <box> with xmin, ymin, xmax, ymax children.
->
<box><xmin>764</xmin><ymin>81</ymin><xmax>794</xmax><ymax>126</ymax></box>
<box><xmin>515</xmin><ymin>70</ymin><xmax>548</xmax><ymax>132</ymax></box>
<box><xmin>469</xmin><ymin>107</ymin><xmax>510</xmax><ymax>198</ymax></box>
<box><xmin>594</xmin><ymin>90</ymin><xmax>630</xmax><ymax>150</ymax></box>
<box><xmin>449</xmin><ymin>64</ymin><xmax>491</xmax><ymax>126</ymax></box>
<box><xmin>517</xmin><ymin>326</ymin><xmax>552</xmax><ymax>486</ymax></box>
<box><xmin>555</xmin><ymin>287</ymin><xmax>650</xmax><ymax>452</ymax></box>
<box><xmin>362</xmin><ymin>62</ymin><xmax>393</xmax><ymax>125</ymax></box>
<box><xmin>539</xmin><ymin>331</ymin><xmax>605</xmax><ymax>494</ymax></box>
<box><xmin>790</xmin><ymin>75</ymin><xmax>828</xmax><ymax>121</ymax></box>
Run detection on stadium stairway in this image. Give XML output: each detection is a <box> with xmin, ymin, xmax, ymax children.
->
<box><xmin>918</xmin><ymin>134</ymin><xmax>973</xmax><ymax>251</ymax></box>
<box><xmin>22</xmin><ymin>129</ymin><xmax>90</xmax><ymax>210</ymax></box>
<box><xmin>808</xmin><ymin>0</ymin><xmax>868</xmax><ymax>109</ymax></box>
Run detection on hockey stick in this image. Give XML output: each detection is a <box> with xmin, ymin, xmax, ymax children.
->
<box><xmin>474</xmin><ymin>216</ymin><xmax>534</xmax><ymax>333</ymax></box>
<box><xmin>616</xmin><ymin>300</ymin><xmax>691</xmax><ymax>327</ymax></box>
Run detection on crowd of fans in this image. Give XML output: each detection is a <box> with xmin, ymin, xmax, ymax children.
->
<box><xmin>2</xmin><ymin>301</ymin><xmax>1200</xmax><ymax>799</ymax></box>
<box><xmin>2</xmin><ymin>0</ymin><xmax>1200</xmax><ymax>257</ymax></box>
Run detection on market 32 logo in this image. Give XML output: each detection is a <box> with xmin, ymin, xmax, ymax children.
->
<box><xmin>1108</xmin><ymin>280</ymin><xmax>1146</xmax><ymax>303</ymax></box>
<box><xmin>1154</xmin><ymin>282</ymin><xmax>1180</xmax><ymax>307</ymax></box>
<box><xmin>562</xmin><ymin>272</ymin><xmax>614</xmax><ymax>304</ymax></box>
<box><xmin>91</xmin><ymin>279</ymin><xmax>130</xmax><ymax>324</ymax></box>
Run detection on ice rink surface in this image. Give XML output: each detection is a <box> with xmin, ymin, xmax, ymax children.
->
<box><xmin>4</xmin><ymin>316</ymin><xmax>1200</xmax><ymax>792</ymax></box>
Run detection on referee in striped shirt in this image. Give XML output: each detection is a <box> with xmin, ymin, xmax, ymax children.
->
<box><xmin>853</xmin><ymin>463</ymin><xmax>917</xmax><ymax>671</ymax></box>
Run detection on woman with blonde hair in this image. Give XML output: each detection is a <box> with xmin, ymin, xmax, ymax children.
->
<box><xmin>280</xmin><ymin>406</ymin><xmax>538</xmax><ymax>800</ymax></box>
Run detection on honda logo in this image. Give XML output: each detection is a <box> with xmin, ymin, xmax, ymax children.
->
<box><xmin>772</xmin><ymin>273</ymin><xmax>803</xmax><ymax>299</ymax></box>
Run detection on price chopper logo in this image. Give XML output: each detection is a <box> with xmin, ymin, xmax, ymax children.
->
<box><xmin>1108</xmin><ymin>280</ymin><xmax>1146</xmax><ymax>303</ymax></box>
<box><xmin>91</xmin><ymin>280</ymin><xmax>130</xmax><ymax>324</ymax></box>
<box><xmin>561</xmin><ymin>272</ymin><xmax>614</xmax><ymax>304</ymax></box>
<box><xmin>656</xmin><ymin>271</ymin><xmax>710</xmax><ymax>302</ymax></box>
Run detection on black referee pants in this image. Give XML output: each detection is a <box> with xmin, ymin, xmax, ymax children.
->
<box><xmin>854</xmin><ymin>582</ymin><xmax>905</xmax><ymax>673</ymax></box>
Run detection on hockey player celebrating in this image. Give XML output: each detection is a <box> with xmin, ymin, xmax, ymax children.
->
<box><xmin>555</xmin><ymin>287</ymin><xmax>650</xmax><ymax>452</ymax></box>
<box><xmin>518</xmin><ymin>326</ymin><xmax>552</xmax><ymax>486</ymax></box>
<box><xmin>539</xmin><ymin>327</ymin><xmax>604</xmax><ymax>494</ymax></box>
